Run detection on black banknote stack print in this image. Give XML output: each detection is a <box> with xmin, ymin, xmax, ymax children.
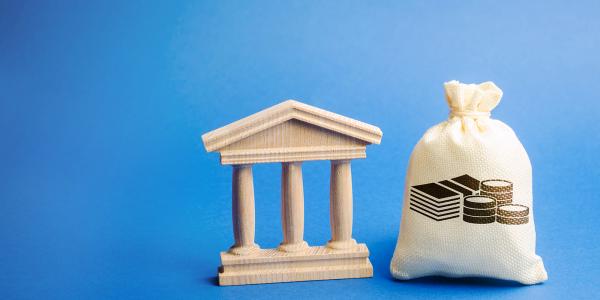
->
<box><xmin>409</xmin><ymin>183</ymin><xmax>461</xmax><ymax>221</ymax></box>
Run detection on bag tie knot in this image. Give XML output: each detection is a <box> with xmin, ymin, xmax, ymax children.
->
<box><xmin>444</xmin><ymin>80</ymin><xmax>503</xmax><ymax>119</ymax></box>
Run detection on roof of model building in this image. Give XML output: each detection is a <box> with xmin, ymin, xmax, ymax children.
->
<box><xmin>202</xmin><ymin>100</ymin><xmax>383</xmax><ymax>152</ymax></box>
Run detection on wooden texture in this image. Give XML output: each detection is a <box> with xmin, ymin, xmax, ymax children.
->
<box><xmin>202</xmin><ymin>100</ymin><xmax>381</xmax><ymax>286</ymax></box>
<box><xmin>229</xmin><ymin>164</ymin><xmax>259</xmax><ymax>255</ymax></box>
<box><xmin>327</xmin><ymin>160</ymin><xmax>357</xmax><ymax>250</ymax></box>
<box><xmin>220</xmin><ymin>145</ymin><xmax>366</xmax><ymax>165</ymax></box>
<box><xmin>202</xmin><ymin>100</ymin><xmax>382</xmax><ymax>165</ymax></box>
<box><xmin>278</xmin><ymin>162</ymin><xmax>309</xmax><ymax>252</ymax></box>
<box><xmin>218</xmin><ymin>244</ymin><xmax>373</xmax><ymax>286</ymax></box>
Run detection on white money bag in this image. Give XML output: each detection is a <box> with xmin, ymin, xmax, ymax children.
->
<box><xmin>390</xmin><ymin>80</ymin><xmax>547</xmax><ymax>284</ymax></box>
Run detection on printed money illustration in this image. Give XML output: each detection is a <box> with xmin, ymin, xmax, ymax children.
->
<box><xmin>409</xmin><ymin>174</ymin><xmax>530</xmax><ymax>225</ymax></box>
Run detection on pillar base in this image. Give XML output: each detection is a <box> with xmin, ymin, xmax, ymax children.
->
<box><xmin>218</xmin><ymin>243</ymin><xmax>373</xmax><ymax>286</ymax></box>
<box><xmin>277</xmin><ymin>241</ymin><xmax>309</xmax><ymax>253</ymax></box>
<box><xmin>326</xmin><ymin>238</ymin><xmax>357</xmax><ymax>250</ymax></box>
<box><xmin>228</xmin><ymin>243</ymin><xmax>260</xmax><ymax>256</ymax></box>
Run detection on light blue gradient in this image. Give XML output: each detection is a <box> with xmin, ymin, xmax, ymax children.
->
<box><xmin>1</xmin><ymin>1</ymin><xmax>599</xmax><ymax>299</ymax></box>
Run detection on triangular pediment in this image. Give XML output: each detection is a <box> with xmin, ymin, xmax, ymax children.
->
<box><xmin>201</xmin><ymin>100</ymin><xmax>382</xmax><ymax>164</ymax></box>
<box><xmin>202</xmin><ymin>100</ymin><xmax>382</xmax><ymax>151</ymax></box>
<box><xmin>223</xmin><ymin>119</ymin><xmax>368</xmax><ymax>151</ymax></box>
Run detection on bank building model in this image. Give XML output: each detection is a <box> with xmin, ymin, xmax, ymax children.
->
<box><xmin>202</xmin><ymin>100</ymin><xmax>382</xmax><ymax>286</ymax></box>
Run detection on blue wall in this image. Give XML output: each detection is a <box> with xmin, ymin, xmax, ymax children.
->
<box><xmin>2</xmin><ymin>1</ymin><xmax>599</xmax><ymax>299</ymax></box>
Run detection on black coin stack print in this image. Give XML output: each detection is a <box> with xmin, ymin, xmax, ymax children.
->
<box><xmin>480</xmin><ymin>179</ymin><xmax>513</xmax><ymax>206</ymax></box>
<box><xmin>464</xmin><ymin>179</ymin><xmax>530</xmax><ymax>225</ymax></box>
<box><xmin>480</xmin><ymin>179</ymin><xmax>529</xmax><ymax>225</ymax></box>
<box><xmin>462</xmin><ymin>195</ymin><xmax>497</xmax><ymax>224</ymax></box>
<box><xmin>410</xmin><ymin>183</ymin><xmax>461</xmax><ymax>221</ymax></box>
<box><xmin>496</xmin><ymin>204</ymin><xmax>529</xmax><ymax>225</ymax></box>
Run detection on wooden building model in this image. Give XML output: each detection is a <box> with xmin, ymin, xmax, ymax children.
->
<box><xmin>202</xmin><ymin>100</ymin><xmax>383</xmax><ymax>286</ymax></box>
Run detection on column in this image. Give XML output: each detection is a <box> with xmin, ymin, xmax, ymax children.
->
<box><xmin>229</xmin><ymin>164</ymin><xmax>259</xmax><ymax>255</ymax></box>
<box><xmin>327</xmin><ymin>160</ymin><xmax>357</xmax><ymax>250</ymax></box>
<box><xmin>278</xmin><ymin>162</ymin><xmax>309</xmax><ymax>252</ymax></box>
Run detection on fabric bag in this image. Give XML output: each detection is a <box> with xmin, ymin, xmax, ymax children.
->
<box><xmin>390</xmin><ymin>80</ymin><xmax>547</xmax><ymax>284</ymax></box>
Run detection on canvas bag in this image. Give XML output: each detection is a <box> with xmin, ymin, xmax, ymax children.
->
<box><xmin>390</xmin><ymin>80</ymin><xmax>547</xmax><ymax>284</ymax></box>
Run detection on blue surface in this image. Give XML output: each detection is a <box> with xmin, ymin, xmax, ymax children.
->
<box><xmin>2</xmin><ymin>1</ymin><xmax>599</xmax><ymax>299</ymax></box>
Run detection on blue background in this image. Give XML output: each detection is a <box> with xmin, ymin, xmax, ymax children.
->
<box><xmin>2</xmin><ymin>1</ymin><xmax>599</xmax><ymax>299</ymax></box>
